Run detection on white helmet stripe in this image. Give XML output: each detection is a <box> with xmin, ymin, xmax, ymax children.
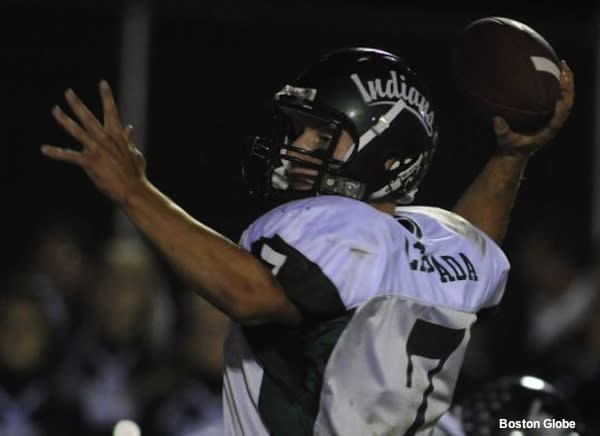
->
<box><xmin>358</xmin><ymin>98</ymin><xmax>406</xmax><ymax>151</ymax></box>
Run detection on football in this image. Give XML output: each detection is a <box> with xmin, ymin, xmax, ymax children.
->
<box><xmin>452</xmin><ymin>16</ymin><xmax>562</xmax><ymax>132</ymax></box>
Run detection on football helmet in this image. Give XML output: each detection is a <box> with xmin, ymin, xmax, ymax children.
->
<box><xmin>456</xmin><ymin>375</ymin><xmax>587</xmax><ymax>436</ymax></box>
<box><xmin>244</xmin><ymin>47</ymin><xmax>439</xmax><ymax>203</ymax></box>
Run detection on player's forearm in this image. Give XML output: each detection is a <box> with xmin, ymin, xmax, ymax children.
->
<box><xmin>453</xmin><ymin>150</ymin><xmax>531</xmax><ymax>244</ymax></box>
<box><xmin>119</xmin><ymin>179</ymin><xmax>284</xmax><ymax>322</ymax></box>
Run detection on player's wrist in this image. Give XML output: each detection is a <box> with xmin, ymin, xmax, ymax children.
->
<box><xmin>494</xmin><ymin>145</ymin><xmax>537</xmax><ymax>160</ymax></box>
<box><xmin>120</xmin><ymin>176</ymin><xmax>153</xmax><ymax>211</ymax></box>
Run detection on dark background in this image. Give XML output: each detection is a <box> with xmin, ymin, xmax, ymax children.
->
<box><xmin>1</xmin><ymin>0</ymin><xmax>599</xmax><ymax>421</ymax></box>
<box><xmin>3</xmin><ymin>1</ymin><xmax>597</xmax><ymax>269</ymax></box>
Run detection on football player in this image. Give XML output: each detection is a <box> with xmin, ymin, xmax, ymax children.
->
<box><xmin>42</xmin><ymin>47</ymin><xmax>574</xmax><ymax>435</ymax></box>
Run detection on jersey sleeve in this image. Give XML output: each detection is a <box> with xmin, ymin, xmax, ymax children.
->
<box><xmin>461</xmin><ymin>218</ymin><xmax>510</xmax><ymax>310</ymax></box>
<box><xmin>480</xmin><ymin>242</ymin><xmax>510</xmax><ymax>309</ymax></box>
<box><xmin>239</xmin><ymin>197</ymin><xmax>393</xmax><ymax>317</ymax></box>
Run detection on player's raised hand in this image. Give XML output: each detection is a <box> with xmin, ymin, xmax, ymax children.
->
<box><xmin>493</xmin><ymin>60</ymin><xmax>574</xmax><ymax>156</ymax></box>
<box><xmin>41</xmin><ymin>81</ymin><xmax>146</xmax><ymax>205</ymax></box>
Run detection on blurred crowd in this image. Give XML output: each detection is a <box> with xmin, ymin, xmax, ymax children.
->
<box><xmin>457</xmin><ymin>213</ymin><xmax>599</xmax><ymax>434</ymax></box>
<box><xmin>2</xmin><ymin>211</ymin><xmax>598</xmax><ymax>436</ymax></box>
<box><xmin>2</xmin><ymin>216</ymin><xmax>228</xmax><ymax>436</ymax></box>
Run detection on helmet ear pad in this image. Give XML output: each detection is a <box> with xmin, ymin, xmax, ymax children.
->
<box><xmin>344</xmin><ymin>114</ymin><xmax>436</xmax><ymax>198</ymax></box>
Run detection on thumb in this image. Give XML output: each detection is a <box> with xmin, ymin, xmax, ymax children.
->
<box><xmin>123</xmin><ymin>124</ymin><xmax>135</xmax><ymax>142</ymax></box>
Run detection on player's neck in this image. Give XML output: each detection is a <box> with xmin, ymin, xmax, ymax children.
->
<box><xmin>369</xmin><ymin>200</ymin><xmax>396</xmax><ymax>215</ymax></box>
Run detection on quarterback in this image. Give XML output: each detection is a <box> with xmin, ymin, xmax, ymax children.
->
<box><xmin>42</xmin><ymin>47</ymin><xmax>573</xmax><ymax>435</ymax></box>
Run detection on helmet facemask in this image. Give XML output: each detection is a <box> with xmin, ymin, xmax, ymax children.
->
<box><xmin>245</xmin><ymin>97</ymin><xmax>365</xmax><ymax>202</ymax></box>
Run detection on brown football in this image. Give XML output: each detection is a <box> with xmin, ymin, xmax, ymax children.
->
<box><xmin>453</xmin><ymin>16</ymin><xmax>562</xmax><ymax>132</ymax></box>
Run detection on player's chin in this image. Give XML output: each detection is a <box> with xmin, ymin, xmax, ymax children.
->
<box><xmin>289</xmin><ymin>177</ymin><xmax>316</xmax><ymax>191</ymax></box>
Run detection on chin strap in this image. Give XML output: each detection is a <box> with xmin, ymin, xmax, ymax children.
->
<box><xmin>319</xmin><ymin>174</ymin><xmax>366</xmax><ymax>200</ymax></box>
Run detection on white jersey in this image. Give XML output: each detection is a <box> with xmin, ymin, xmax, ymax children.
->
<box><xmin>223</xmin><ymin>196</ymin><xmax>509</xmax><ymax>436</ymax></box>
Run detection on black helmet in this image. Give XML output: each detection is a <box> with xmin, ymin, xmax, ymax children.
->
<box><xmin>244</xmin><ymin>47</ymin><xmax>439</xmax><ymax>203</ymax></box>
<box><xmin>456</xmin><ymin>375</ymin><xmax>588</xmax><ymax>436</ymax></box>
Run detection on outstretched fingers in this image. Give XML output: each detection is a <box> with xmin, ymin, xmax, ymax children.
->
<box><xmin>64</xmin><ymin>88</ymin><xmax>110</xmax><ymax>144</ymax></box>
<box><xmin>42</xmin><ymin>81</ymin><xmax>145</xmax><ymax>205</ymax></box>
<box><xmin>51</xmin><ymin>104</ymin><xmax>97</xmax><ymax>151</ymax></box>
<box><xmin>99</xmin><ymin>80</ymin><xmax>123</xmax><ymax>135</ymax></box>
<box><xmin>42</xmin><ymin>82</ymin><xmax>134</xmax><ymax>166</ymax></box>
<box><xmin>43</xmin><ymin>104</ymin><xmax>93</xmax><ymax>167</ymax></box>
<box><xmin>41</xmin><ymin>144</ymin><xmax>85</xmax><ymax>166</ymax></box>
